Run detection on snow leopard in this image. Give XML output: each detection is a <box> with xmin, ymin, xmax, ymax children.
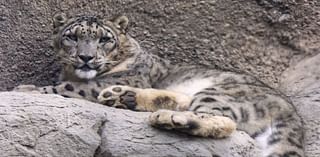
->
<box><xmin>15</xmin><ymin>13</ymin><xmax>304</xmax><ymax>157</ymax></box>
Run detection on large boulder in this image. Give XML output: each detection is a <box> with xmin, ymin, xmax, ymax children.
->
<box><xmin>0</xmin><ymin>92</ymin><xmax>260</xmax><ymax>157</ymax></box>
<box><xmin>280</xmin><ymin>53</ymin><xmax>320</xmax><ymax>157</ymax></box>
<box><xmin>1</xmin><ymin>0</ymin><xmax>320</xmax><ymax>156</ymax></box>
<box><xmin>1</xmin><ymin>0</ymin><xmax>320</xmax><ymax>91</ymax></box>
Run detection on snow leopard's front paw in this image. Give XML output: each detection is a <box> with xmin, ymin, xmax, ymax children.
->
<box><xmin>98</xmin><ymin>85</ymin><xmax>192</xmax><ymax>112</ymax></box>
<box><xmin>13</xmin><ymin>85</ymin><xmax>41</xmax><ymax>94</ymax></box>
<box><xmin>149</xmin><ymin>110</ymin><xmax>236</xmax><ymax>138</ymax></box>
<box><xmin>98</xmin><ymin>85</ymin><xmax>139</xmax><ymax>110</ymax></box>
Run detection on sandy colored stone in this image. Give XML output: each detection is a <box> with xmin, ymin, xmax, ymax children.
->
<box><xmin>1</xmin><ymin>0</ymin><xmax>320</xmax><ymax>156</ymax></box>
<box><xmin>280</xmin><ymin>53</ymin><xmax>320</xmax><ymax>157</ymax></box>
<box><xmin>280</xmin><ymin>53</ymin><xmax>320</xmax><ymax>96</ymax></box>
<box><xmin>0</xmin><ymin>92</ymin><xmax>260</xmax><ymax>157</ymax></box>
<box><xmin>1</xmin><ymin>0</ymin><xmax>320</xmax><ymax>91</ymax></box>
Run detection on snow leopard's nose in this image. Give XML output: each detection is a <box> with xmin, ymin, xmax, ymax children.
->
<box><xmin>79</xmin><ymin>55</ymin><xmax>94</xmax><ymax>63</ymax></box>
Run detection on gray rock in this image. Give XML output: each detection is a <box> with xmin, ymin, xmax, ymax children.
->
<box><xmin>97</xmin><ymin>107</ymin><xmax>259</xmax><ymax>157</ymax></box>
<box><xmin>280</xmin><ymin>53</ymin><xmax>320</xmax><ymax>157</ymax></box>
<box><xmin>292</xmin><ymin>89</ymin><xmax>320</xmax><ymax>157</ymax></box>
<box><xmin>0</xmin><ymin>92</ymin><xmax>260</xmax><ymax>157</ymax></box>
<box><xmin>280</xmin><ymin>53</ymin><xmax>320</xmax><ymax>96</ymax></box>
<box><xmin>1</xmin><ymin>0</ymin><xmax>320</xmax><ymax>91</ymax></box>
<box><xmin>0</xmin><ymin>92</ymin><xmax>106</xmax><ymax>157</ymax></box>
<box><xmin>1</xmin><ymin>0</ymin><xmax>320</xmax><ymax>156</ymax></box>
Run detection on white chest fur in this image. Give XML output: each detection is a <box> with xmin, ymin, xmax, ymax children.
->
<box><xmin>165</xmin><ymin>78</ymin><xmax>214</xmax><ymax>96</ymax></box>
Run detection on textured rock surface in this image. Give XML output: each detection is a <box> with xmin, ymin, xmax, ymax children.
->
<box><xmin>96</xmin><ymin>110</ymin><xmax>258</xmax><ymax>157</ymax></box>
<box><xmin>280</xmin><ymin>53</ymin><xmax>320</xmax><ymax>96</ymax></box>
<box><xmin>292</xmin><ymin>89</ymin><xmax>320</xmax><ymax>157</ymax></box>
<box><xmin>1</xmin><ymin>0</ymin><xmax>320</xmax><ymax>157</ymax></box>
<box><xmin>280</xmin><ymin>53</ymin><xmax>320</xmax><ymax>157</ymax></box>
<box><xmin>0</xmin><ymin>92</ymin><xmax>105</xmax><ymax>157</ymax></box>
<box><xmin>1</xmin><ymin>0</ymin><xmax>320</xmax><ymax>91</ymax></box>
<box><xmin>0</xmin><ymin>92</ymin><xmax>260</xmax><ymax>157</ymax></box>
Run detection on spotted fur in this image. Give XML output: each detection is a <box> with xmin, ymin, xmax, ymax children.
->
<box><xmin>14</xmin><ymin>14</ymin><xmax>304</xmax><ymax>157</ymax></box>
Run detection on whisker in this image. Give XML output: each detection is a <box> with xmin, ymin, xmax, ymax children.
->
<box><xmin>97</xmin><ymin>60</ymin><xmax>117</xmax><ymax>64</ymax></box>
<box><xmin>60</xmin><ymin>58</ymin><xmax>76</xmax><ymax>64</ymax></box>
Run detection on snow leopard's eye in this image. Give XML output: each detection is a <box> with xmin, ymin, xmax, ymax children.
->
<box><xmin>99</xmin><ymin>36</ymin><xmax>111</xmax><ymax>43</ymax></box>
<box><xmin>66</xmin><ymin>34</ymin><xmax>78</xmax><ymax>42</ymax></box>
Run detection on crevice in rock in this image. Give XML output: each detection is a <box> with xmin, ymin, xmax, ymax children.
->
<box><xmin>39</xmin><ymin>129</ymin><xmax>58</xmax><ymax>138</ymax></box>
<box><xmin>20</xmin><ymin>143</ymin><xmax>35</xmax><ymax>149</ymax></box>
<box><xmin>93</xmin><ymin>118</ymin><xmax>109</xmax><ymax>157</ymax></box>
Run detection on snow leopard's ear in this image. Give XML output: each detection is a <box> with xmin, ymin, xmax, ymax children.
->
<box><xmin>53</xmin><ymin>13</ymin><xmax>68</xmax><ymax>28</ymax></box>
<box><xmin>112</xmin><ymin>15</ymin><xmax>129</xmax><ymax>33</ymax></box>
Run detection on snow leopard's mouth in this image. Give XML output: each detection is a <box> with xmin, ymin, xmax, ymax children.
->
<box><xmin>79</xmin><ymin>64</ymin><xmax>93</xmax><ymax>71</ymax></box>
<box><xmin>73</xmin><ymin>64</ymin><xmax>101</xmax><ymax>79</ymax></box>
<box><xmin>76</xmin><ymin>64</ymin><xmax>100</xmax><ymax>72</ymax></box>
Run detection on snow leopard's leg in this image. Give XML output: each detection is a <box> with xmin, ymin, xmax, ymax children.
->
<box><xmin>143</xmin><ymin>65</ymin><xmax>304</xmax><ymax>157</ymax></box>
<box><xmin>14</xmin><ymin>81</ymin><xmax>107</xmax><ymax>102</ymax></box>
<box><xmin>98</xmin><ymin>85</ymin><xmax>237</xmax><ymax>138</ymax></box>
<box><xmin>14</xmin><ymin>75</ymin><xmax>152</xmax><ymax>102</ymax></box>
<box><xmin>98</xmin><ymin>85</ymin><xmax>192</xmax><ymax>111</ymax></box>
<box><xmin>188</xmin><ymin>85</ymin><xmax>304</xmax><ymax>157</ymax></box>
<box><xmin>149</xmin><ymin>110</ymin><xmax>236</xmax><ymax>138</ymax></box>
<box><xmin>150</xmin><ymin>82</ymin><xmax>304</xmax><ymax>157</ymax></box>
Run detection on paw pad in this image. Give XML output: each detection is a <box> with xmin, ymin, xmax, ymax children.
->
<box><xmin>119</xmin><ymin>91</ymin><xmax>137</xmax><ymax>110</ymax></box>
<box><xmin>102</xmin><ymin>91</ymin><xmax>112</xmax><ymax>98</ymax></box>
<box><xmin>104</xmin><ymin>100</ymin><xmax>116</xmax><ymax>106</ymax></box>
<box><xmin>112</xmin><ymin>87</ymin><xmax>122</xmax><ymax>92</ymax></box>
<box><xmin>98</xmin><ymin>85</ymin><xmax>138</xmax><ymax>110</ymax></box>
